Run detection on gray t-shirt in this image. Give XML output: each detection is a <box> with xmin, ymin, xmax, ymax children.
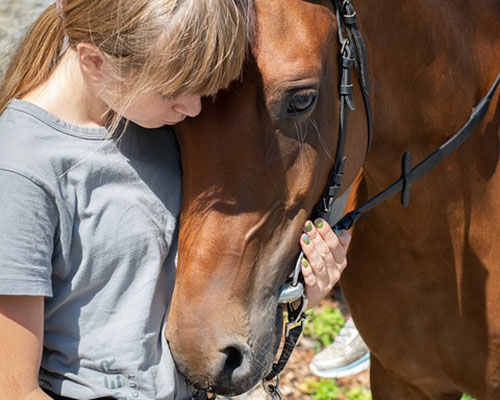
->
<box><xmin>0</xmin><ymin>100</ymin><xmax>196</xmax><ymax>400</ymax></box>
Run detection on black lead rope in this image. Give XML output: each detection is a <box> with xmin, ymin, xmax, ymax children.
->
<box><xmin>264</xmin><ymin>324</ymin><xmax>303</xmax><ymax>383</ymax></box>
<box><xmin>334</xmin><ymin>72</ymin><xmax>500</xmax><ymax>232</ymax></box>
<box><xmin>262</xmin><ymin>297</ymin><xmax>307</xmax><ymax>398</ymax></box>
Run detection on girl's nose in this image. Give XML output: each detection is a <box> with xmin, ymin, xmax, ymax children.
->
<box><xmin>174</xmin><ymin>95</ymin><xmax>202</xmax><ymax>118</ymax></box>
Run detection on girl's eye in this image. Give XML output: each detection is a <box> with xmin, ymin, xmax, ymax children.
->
<box><xmin>287</xmin><ymin>89</ymin><xmax>318</xmax><ymax>114</ymax></box>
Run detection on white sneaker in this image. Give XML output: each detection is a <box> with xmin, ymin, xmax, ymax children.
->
<box><xmin>309</xmin><ymin>317</ymin><xmax>370</xmax><ymax>379</ymax></box>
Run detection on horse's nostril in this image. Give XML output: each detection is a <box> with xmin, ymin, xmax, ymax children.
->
<box><xmin>222</xmin><ymin>346</ymin><xmax>244</xmax><ymax>374</ymax></box>
<box><xmin>214</xmin><ymin>341</ymin><xmax>253</xmax><ymax>391</ymax></box>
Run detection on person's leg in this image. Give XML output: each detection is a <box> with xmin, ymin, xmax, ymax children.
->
<box><xmin>309</xmin><ymin>316</ymin><xmax>370</xmax><ymax>378</ymax></box>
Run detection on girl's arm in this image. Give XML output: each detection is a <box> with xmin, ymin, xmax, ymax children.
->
<box><xmin>0</xmin><ymin>296</ymin><xmax>52</xmax><ymax>400</ymax></box>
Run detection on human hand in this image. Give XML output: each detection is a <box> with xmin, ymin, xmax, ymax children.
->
<box><xmin>299</xmin><ymin>219</ymin><xmax>351</xmax><ymax>308</ymax></box>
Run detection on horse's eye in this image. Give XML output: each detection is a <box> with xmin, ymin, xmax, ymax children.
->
<box><xmin>287</xmin><ymin>89</ymin><xmax>318</xmax><ymax>114</ymax></box>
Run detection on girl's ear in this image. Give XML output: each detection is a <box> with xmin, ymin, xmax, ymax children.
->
<box><xmin>77</xmin><ymin>42</ymin><xmax>107</xmax><ymax>84</ymax></box>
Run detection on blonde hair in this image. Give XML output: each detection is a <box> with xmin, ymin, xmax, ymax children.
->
<box><xmin>0</xmin><ymin>0</ymin><xmax>253</xmax><ymax>130</ymax></box>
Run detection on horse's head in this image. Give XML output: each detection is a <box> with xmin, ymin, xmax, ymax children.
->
<box><xmin>167</xmin><ymin>0</ymin><xmax>369</xmax><ymax>395</ymax></box>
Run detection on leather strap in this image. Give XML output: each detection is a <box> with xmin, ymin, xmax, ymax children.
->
<box><xmin>313</xmin><ymin>0</ymin><xmax>373</xmax><ymax>219</ymax></box>
<box><xmin>334</xmin><ymin>73</ymin><xmax>500</xmax><ymax>231</ymax></box>
<box><xmin>262</xmin><ymin>324</ymin><xmax>303</xmax><ymax>382</ymax></box>
<box><xmin>341</xmin><ymin>0</ymin><xmax>373</xmax><ymax>151</ymax></box>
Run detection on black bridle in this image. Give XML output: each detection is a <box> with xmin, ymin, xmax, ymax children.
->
<box><xmin>313</xmin><ymin>0</ymin><xmax>373</xmax><ymax>219</ymax></box>
<box><xmin>264</xmin><ymin>0</ymin><xmax>500</xmax><ymax>397</ymax></box>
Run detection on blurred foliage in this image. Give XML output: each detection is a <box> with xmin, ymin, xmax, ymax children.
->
<box><xmin>299</xmin><ymin>377</ymin><xmax>370</xmax><ymax>400</ymax></box>
<box><xmin>300</xmin><ymin>377</ymin><xmax>341</xmax><ymax>400</ymax></box>
<box><xmin>343</xmin><ymin>387</ymin><xmax>372</xmax><ymax>400</ymax></box>
<box><xmin>303</xmin><ymin>305</ymin><xmax>346</xmax><ymax>352</ymax></box>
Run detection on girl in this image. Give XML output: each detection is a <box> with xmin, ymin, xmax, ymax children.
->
<box><xmin>0</xmin><ymin>1</ymin><xmax>351</xmax><ymax>399</ymax></box>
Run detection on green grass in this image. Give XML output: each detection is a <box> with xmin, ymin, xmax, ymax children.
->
<box><xmin>303</xmin><ymin>305</ymin><xmax>346</xmax><ymax>352</ymax></box>
<box><xmin>342</xmin><ymin>386</ymin><xmax>372</xmax><ymax>400</ymax></box>
<box><xmin>300</xmin><ymin>377</ymin><xmax>371</xmax><ymax>400</ymax></box>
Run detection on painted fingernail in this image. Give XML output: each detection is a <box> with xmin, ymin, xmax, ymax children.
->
<box><xmin>302</xmin><ymin>234</ymin><xmax>311</xmax><ymax>245</ymax></box>
<box><xmin>304</xmin><ymin>221</ymin><xmax>313</xmax><ymax>232</ymax></box>
<box><xmin>314</xmin><ymin>219</ymin><xmax>324</xmax><ymax>229</ymax></box>
<box><xmin>301</xmin><ymin>258</ymin><xmax>309</xmax><ymax>268</ymax></box>
<box><xmin>334</xmin><ymin>229</ymin><xmax>343</xmax><ymax>237</ymax></box>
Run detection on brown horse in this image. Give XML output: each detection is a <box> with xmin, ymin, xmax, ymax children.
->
<box><xmin>166</xmin><ymin>0</ymin><xmax>500</xmax><ymax>398</ymax></box>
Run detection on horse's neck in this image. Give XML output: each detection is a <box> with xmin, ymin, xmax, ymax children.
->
<box><xmin>355</xmin><ymin>0</ymin><xmax>498</xmax><ymax>194</ymax></box>
<box><xmin>346</xmin><ymin>0</ymin><xmax>500</xmax><ymax>241</ymax></box>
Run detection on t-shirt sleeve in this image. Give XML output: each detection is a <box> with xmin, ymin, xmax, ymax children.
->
<box><xmin>0</xmin><ymin>169</ymin><xmax>58</xmax><ymax>297</ymax></box>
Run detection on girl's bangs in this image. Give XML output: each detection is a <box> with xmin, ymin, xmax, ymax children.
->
<box><xmin>138</xmin><ymin>0</ymin><xmax>249</xmax><ymax>98</ymax></box>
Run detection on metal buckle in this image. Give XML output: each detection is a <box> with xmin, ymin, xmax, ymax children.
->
<box><xmin>263</xmin><ymin>376</ymin><xmax>284</xmax><ymax>400</ymax></box>
<box><xmin>277</xmin><ymin>251</ymin><xmax>305</xmax><ymax>304</ymax></box>
<box><xmin>340</xmin><ymin>38</ymin><xmax>349</xmax><ymax>56</ymax></box>
<box><xmin>277</xmin><ymin>281</ymin><xmax>304</xmax><ymax>305</ymax></box>
<box><xmin>340</xmin><ymin>0</ymin><xmax>351</xmax><ymax>12</ymax></box>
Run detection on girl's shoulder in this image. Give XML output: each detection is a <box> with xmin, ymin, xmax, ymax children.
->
<box><xmin>2</xmin><ymin>99</ymin><xmax>110</xmax><ymax>140</ymax></box>
<box><xmin>0</xmin><ymin>100</ymin><xmax>180</xmax><ymax>194</ymax></box>
<box><xmin>0</xmin><ymin>100</ymin><xmax>181</xmax><ymax>210</ymax></box>
<box><xmin>0</xmin><ymin>100</ymin><xmax>109</xmax><ymax>196</ymax></box>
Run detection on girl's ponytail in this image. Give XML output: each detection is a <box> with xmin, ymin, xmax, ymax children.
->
<box><xmin>0</xmin><ymin>4</ymin><xmax>65</xmax><ymax>115</ymax></box>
